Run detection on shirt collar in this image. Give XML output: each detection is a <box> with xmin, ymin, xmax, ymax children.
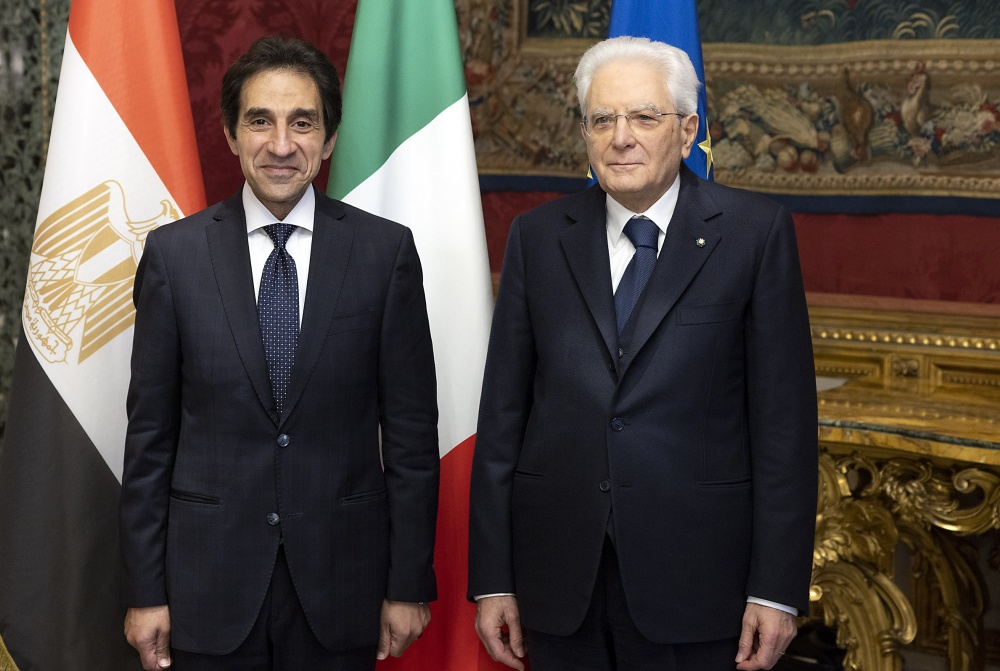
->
<box><xmin>605</xmin><ymin>173</ymin><xmax>681</xmax><ymax>248</ymax></box>
<box><xmin>243</xmin><ymin>183</ymin><xmax>316</xmax><ymax>234</ymax></box>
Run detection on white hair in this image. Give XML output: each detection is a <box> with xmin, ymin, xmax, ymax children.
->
<box><xmin>574</xmin><ymin>36</ymin><xmax>701</xmax><ymax>117</ymax></box>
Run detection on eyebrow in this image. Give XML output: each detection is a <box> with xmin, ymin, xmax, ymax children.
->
<box><xmin>242</xmin><ymin>107</ymin><xmax>321</xmax><ymax>121</ymax></box>
<box><xmin>589</xmin><ymin>103</ymin><xmax>663</xmax><ymax>116</ymax></box>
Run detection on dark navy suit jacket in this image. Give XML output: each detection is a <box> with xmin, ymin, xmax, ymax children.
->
<box><xmin>121</xmin><ymin>188</ymin><xmax>439</xmax><ymax>654</ymax></box>
<box><xmin>469</xmin><ymin>166</ymin><xmax>817</xmax><ymax>644</ymax></box>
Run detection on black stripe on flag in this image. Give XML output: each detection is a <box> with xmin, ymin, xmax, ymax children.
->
<box><xmin>0</xmin><ymin>327</ymin><xmax>139</xmax><ymax>670</ymax></box>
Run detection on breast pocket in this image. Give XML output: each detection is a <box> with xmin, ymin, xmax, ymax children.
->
<box><xmin>679</xmin><ymin>300</ymin><xmax>744</xmax><ymax>325</ymax></box>
<box><xmin>328</xmin><ymin>311</ymin><xmax>374</xmax><ymax>335</ymax></box>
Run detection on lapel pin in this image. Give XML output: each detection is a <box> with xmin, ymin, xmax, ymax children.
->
<box><xmin>696</xmin><ymin>237</ymin><xmax>706</xmax><ymax>247</ymax></box>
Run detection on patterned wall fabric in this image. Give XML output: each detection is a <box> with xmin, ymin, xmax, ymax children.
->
<box><xmin>0</xmin><ymin>0</ymin><xmax>69</xmax><ymax>441</ymax></box>
<box><xmin>174</xmin><ymin>0</ymin><xmax>358</xmax><ymax>204</ymax></box>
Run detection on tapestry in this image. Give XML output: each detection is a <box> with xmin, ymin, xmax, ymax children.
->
<box><xmin>465</xmin><ymin>0</ymin><xmax>1000</xmax><ymax>211</ymax></box>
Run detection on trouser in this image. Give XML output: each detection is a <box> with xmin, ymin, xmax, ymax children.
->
<box><xmin>171</xmin><ymin>546</ymin><xmax>376</xmax><ymax>671</ymax></box>
<box><xmin>525</xmin><ymin>538</ymin><xmax>740</xmax><ymax>671</ymax></box>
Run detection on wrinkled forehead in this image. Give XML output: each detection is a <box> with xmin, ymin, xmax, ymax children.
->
<box><xmin>240</xmin><ymin>67</ymin><xmax>320</xmax><ymax>112</ymax></box>
<box><xmin>585</xmin><ymin>58</ymin><xmax>673</xmax><ymax>113</ymax></box>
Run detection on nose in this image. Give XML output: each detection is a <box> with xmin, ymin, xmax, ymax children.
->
<box><xmin>268</xmin><ymin>126</ymin><xmax>295</xmax><ymax>157</ymax></box>
<box><xmin>611</xmin><ymin>116</ymin><xmax>636</xmax><ymax>148</ymax></box>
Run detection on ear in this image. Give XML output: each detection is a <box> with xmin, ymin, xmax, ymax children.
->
<box><xmin>322</xmin><ymin>131</ymin><xmax>337</xmax><ymax>160</ymax></box>
<box><xmin>680</xmin><ymin>114</ymin><xmax>700</xmax><ymax>160</ymax></box>
<box><xmin>224</xmin><ymin>125</ymin><xmax>239</xmax><ymax>156</ymax></box>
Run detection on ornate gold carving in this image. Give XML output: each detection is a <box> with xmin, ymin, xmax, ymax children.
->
<box><xmin>939</xmin><ymin>370</ymin><xmax>1000</xmax><ymax>388</ymax></box>
<box><xmin>811</xmin><ymin>326</ymin><xmax>1000</xmax><ymax>352</ymax></box>
<box><xmin>812</xmin><ymin>452</ymin><xmax>916</xmax><ymax>671</ymax></box>
<box><xmin>812</xmin><ymin>299</ymin><xmax>1000</xmax><ymax>667</ymax></box>
<box><xmin>853</xmin><ymin>456</ymin><xmax>1000</xmax><ymax>534</ymax></box>
<box><xmin>814</xmin><ymin>445</ymin><xmax>999</xmax><ymax>670</ymax></box>
<box><xmin>815</xmin><ymin>363</ymin><xmax>880</xmax><ymax>378</ymax></box>
<box><xmin>811</xmin><ymin>563</ymin><xmax>915</xmax><ymax>671</ymax></box>
<box><xmin>906</xmin><ymin>528</ymin><xmax>984</xmax><ymax>671</ymax></box>
<box><xmin>891</xmin><ymin>358</ymin><xmax>919</xmax><ymax>378</ymax></box>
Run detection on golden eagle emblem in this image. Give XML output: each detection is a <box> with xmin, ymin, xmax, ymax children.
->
<box><xmin>23</xmin><ymin>181</ymin><xmax>178</xmax><ymax>364</ymax></box>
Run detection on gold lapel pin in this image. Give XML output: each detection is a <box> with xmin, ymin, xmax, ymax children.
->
<box><xmin>696</xmin><ymin>237</ymin><xmax>706</xmax><ymax>247</ymax></box>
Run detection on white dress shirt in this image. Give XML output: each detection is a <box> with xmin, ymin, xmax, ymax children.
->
<box><xmin>243</xmin><ymin>182</ymin><xmax>314</xmax><ymax>327</ymax></box>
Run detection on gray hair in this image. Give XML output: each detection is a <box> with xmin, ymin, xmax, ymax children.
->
<box><xmin>574</xmin><ymin>36</ymin><xmax>701</xmax><ymax>117</ymax></box>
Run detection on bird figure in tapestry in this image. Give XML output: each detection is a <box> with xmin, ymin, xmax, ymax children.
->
<box><xmin>901</xmin><ymin>63</ymin><xmax>933</xmax><ymax>137</ymax></box>
<box><xmin>836</xmin><ymin>67</ymin><xmax>874</xmax><ymax>161</ymax></box>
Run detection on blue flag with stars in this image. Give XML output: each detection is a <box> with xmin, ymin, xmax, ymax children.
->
<box><xmin>608</xmin><ymin>0</ymin><xmax>713</xmax><ymax>180</ymax></box>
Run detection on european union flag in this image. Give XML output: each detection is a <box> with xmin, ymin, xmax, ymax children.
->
<box><xmin>609</xmin><ymin>0</ymin><xmax>713</xmax><ymax>179</ymax></box>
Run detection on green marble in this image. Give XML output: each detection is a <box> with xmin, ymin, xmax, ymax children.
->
<box><xmin>0</xmin><ymin>0</ymin><xmax>69</xmax><ymax>443</ymax></box>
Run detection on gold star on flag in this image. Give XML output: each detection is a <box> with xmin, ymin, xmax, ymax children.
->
<box><xmin>699</xmin><ymin>130</ymin><xmax>714</xmax><ymax>175</ymax></box>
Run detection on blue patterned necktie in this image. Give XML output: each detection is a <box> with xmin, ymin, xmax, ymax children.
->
<box><xmin>258</xmin><ymin>223</ymin><xmax>299</xmax><ymax>417</ymax></box>
<box><xmin>615</xmin><ymin>216</ymin><xmax>659</xmax><ymax>335</ymax></box>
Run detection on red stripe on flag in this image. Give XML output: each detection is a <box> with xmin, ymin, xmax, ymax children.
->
<box><xmin>378</xmin><ymin>435</ymin><xmax>514</xmax><ymax>671</ymax></box>
<box><xmin>68</xmin><ymin>0</ymin><xmax>205</xmax><ymax>216</ymax></box>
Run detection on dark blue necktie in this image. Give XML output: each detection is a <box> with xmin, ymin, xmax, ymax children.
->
<box><xmin>614</xmin><ymin>216</ymin><xmax>659</xmax><ymax>334</ymax></box>
<box><xmin>258</xmin><ymin>223</ymin><xmax>299</xmax><ymax>416</ymax></box>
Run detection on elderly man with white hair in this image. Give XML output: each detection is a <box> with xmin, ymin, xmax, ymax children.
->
<box><xmin>469</xmin><ymin>36</ymin><xmax>818</xmax><ymax>671</ymax></box>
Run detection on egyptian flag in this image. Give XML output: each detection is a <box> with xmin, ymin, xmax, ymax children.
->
<box><xmin>608</xmin><ymin>0</ymin><xmax>714</xmax><ymax>179</ymax></box>
<box><xmin>0</xmin><ymin>1</ymin><xmax>204</xmax><ymax>668</ymax></box>
<box><xmin>327</xmin><ymin>1</ymin><xmax>498</xmax><ymax>669</ymax></box>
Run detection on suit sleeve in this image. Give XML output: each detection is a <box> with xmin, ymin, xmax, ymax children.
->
<box><xmin>120</xmin><ymin>231</ymin><xmax>182</xmax><ymax>607</ymax></box>
<box><xmin>744</xmin><ymin>205</ymin><xmax>818</xmax><ymax>614</ymax></box>
<box><xmin>378</xmin><ymin>227</ymin><xmax>440</xmax><ymax>602</ymax></box>
<box><xmin>467</xmin><ymin>215</ymin><xmax>536</xmax><ymax>599</ymax></box>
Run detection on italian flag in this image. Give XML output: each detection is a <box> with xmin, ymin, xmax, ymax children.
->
<box><xmin>327</xmin><ymin>2</ymin><xmax>498</xmax><ymax>669</ymax></box>
<box><xmin>0</xmin><ymin>0</ymin><xmax>204</xmax><ymax>668</ymax></box>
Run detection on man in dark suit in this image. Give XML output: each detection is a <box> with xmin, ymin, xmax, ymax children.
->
<box><xmin>120</xmin><ymin>36</ymin><xmax>439</xmax><ymax>670</ymax></box>
<box><xmin>469</xmin><ymin>36</ymin><xmax>817</xmax><ymax>671</ymax></box>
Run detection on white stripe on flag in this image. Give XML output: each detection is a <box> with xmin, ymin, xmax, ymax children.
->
<box><xmin>344</xmin><ymin>95</ymin><xmax>493</xmax><ymax>456</ymax></box>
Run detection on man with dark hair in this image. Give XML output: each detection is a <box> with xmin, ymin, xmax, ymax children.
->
<box><xmin>120</xmin><ymin>35</ymin><xmax>439</xmax><ymax>670</ymax></box>
<box><xmin>470</xmin><ymin>36</ymin><xmax>817</xmax><ymax>671</ymax></box>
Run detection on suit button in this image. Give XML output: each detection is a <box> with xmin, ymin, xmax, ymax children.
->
<box><xmin>276</xmin><ymin>434</ymin><xmax>290</xmax><ymax>448</ymax></box>
<box><xmin>611</xmin><ymin>418</ymin><xmax>624</xmax><ymax>431</ymax></box>
<box><xmin>599</xmin><ymin>479</ymin><xmax>611</xmax><ymax>492</ymax></box>
<box><xmin>267</xmin><ymin>512</ymin><xmax>280</xmax><ymax>526</ymax></box>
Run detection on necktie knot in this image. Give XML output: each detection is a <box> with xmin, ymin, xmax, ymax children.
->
<box><xmin>265</xmin><ymin>223</ymin><xmax>296</xmax><ymax>250</ymax></box>
<box><xmin>623</xmin><ymin>216</ymin><xmax>659</xmax><ymax>250</ymax></box>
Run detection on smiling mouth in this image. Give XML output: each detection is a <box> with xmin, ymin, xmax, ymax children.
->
<box><xmin>261</xmin><ymin>165</ymin><xmax>300</xmax><ymax>177</ymax></box>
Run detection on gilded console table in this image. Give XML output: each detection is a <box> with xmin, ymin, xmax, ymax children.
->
<box><xmin>808</xmin><ymin>295</ymin><xmax>1000</xmax><ymax>671</ymax></box>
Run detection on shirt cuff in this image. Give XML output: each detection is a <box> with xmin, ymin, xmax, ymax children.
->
<box><xmin>474</xmin><ymin>593</ymin><xmax>515</xmax><ymax>601</ymax></box>
<box><xmin>747</xmin><ymin>596</ymin><xmax>798</xmax><ymax>616</ymax></box>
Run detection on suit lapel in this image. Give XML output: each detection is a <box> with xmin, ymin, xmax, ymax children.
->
<box><xmin>206</xmin><ymin>193</ymin><xmax>277</xmax><ymax>425</ymax></box>
<box><xmin>281</xmin><ymin>192</ymin><xmax>354</xmax><ymax>422</ymax></box>
<box><xmin>621</xmin><ymin>168</ymin><xmax>723</xmax><ymax>377</ymax></box>
<box><xmin>560</xmin><ymin>186</ymin><xmax>618</xmax><ymax>363</ymax></box>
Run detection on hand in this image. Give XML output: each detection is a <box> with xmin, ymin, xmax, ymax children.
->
<box><xmin>474</xmin><ymin>595</ymin><xmax>526</xmax><ymax>671</ymax></box>
<box><xmin>124</xmin><ymin>605</ymin><xmax>172</xmax><ymax>670</ymax></box>
<box><xmin>377</xmin><ymin>600</ymin><xmax>431</xmax><ymax>660</ymax></box>
<box><xmin>735</xmin><ymin>602</ymin><xmax>797</xmax><ymax>670</ymax></box>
